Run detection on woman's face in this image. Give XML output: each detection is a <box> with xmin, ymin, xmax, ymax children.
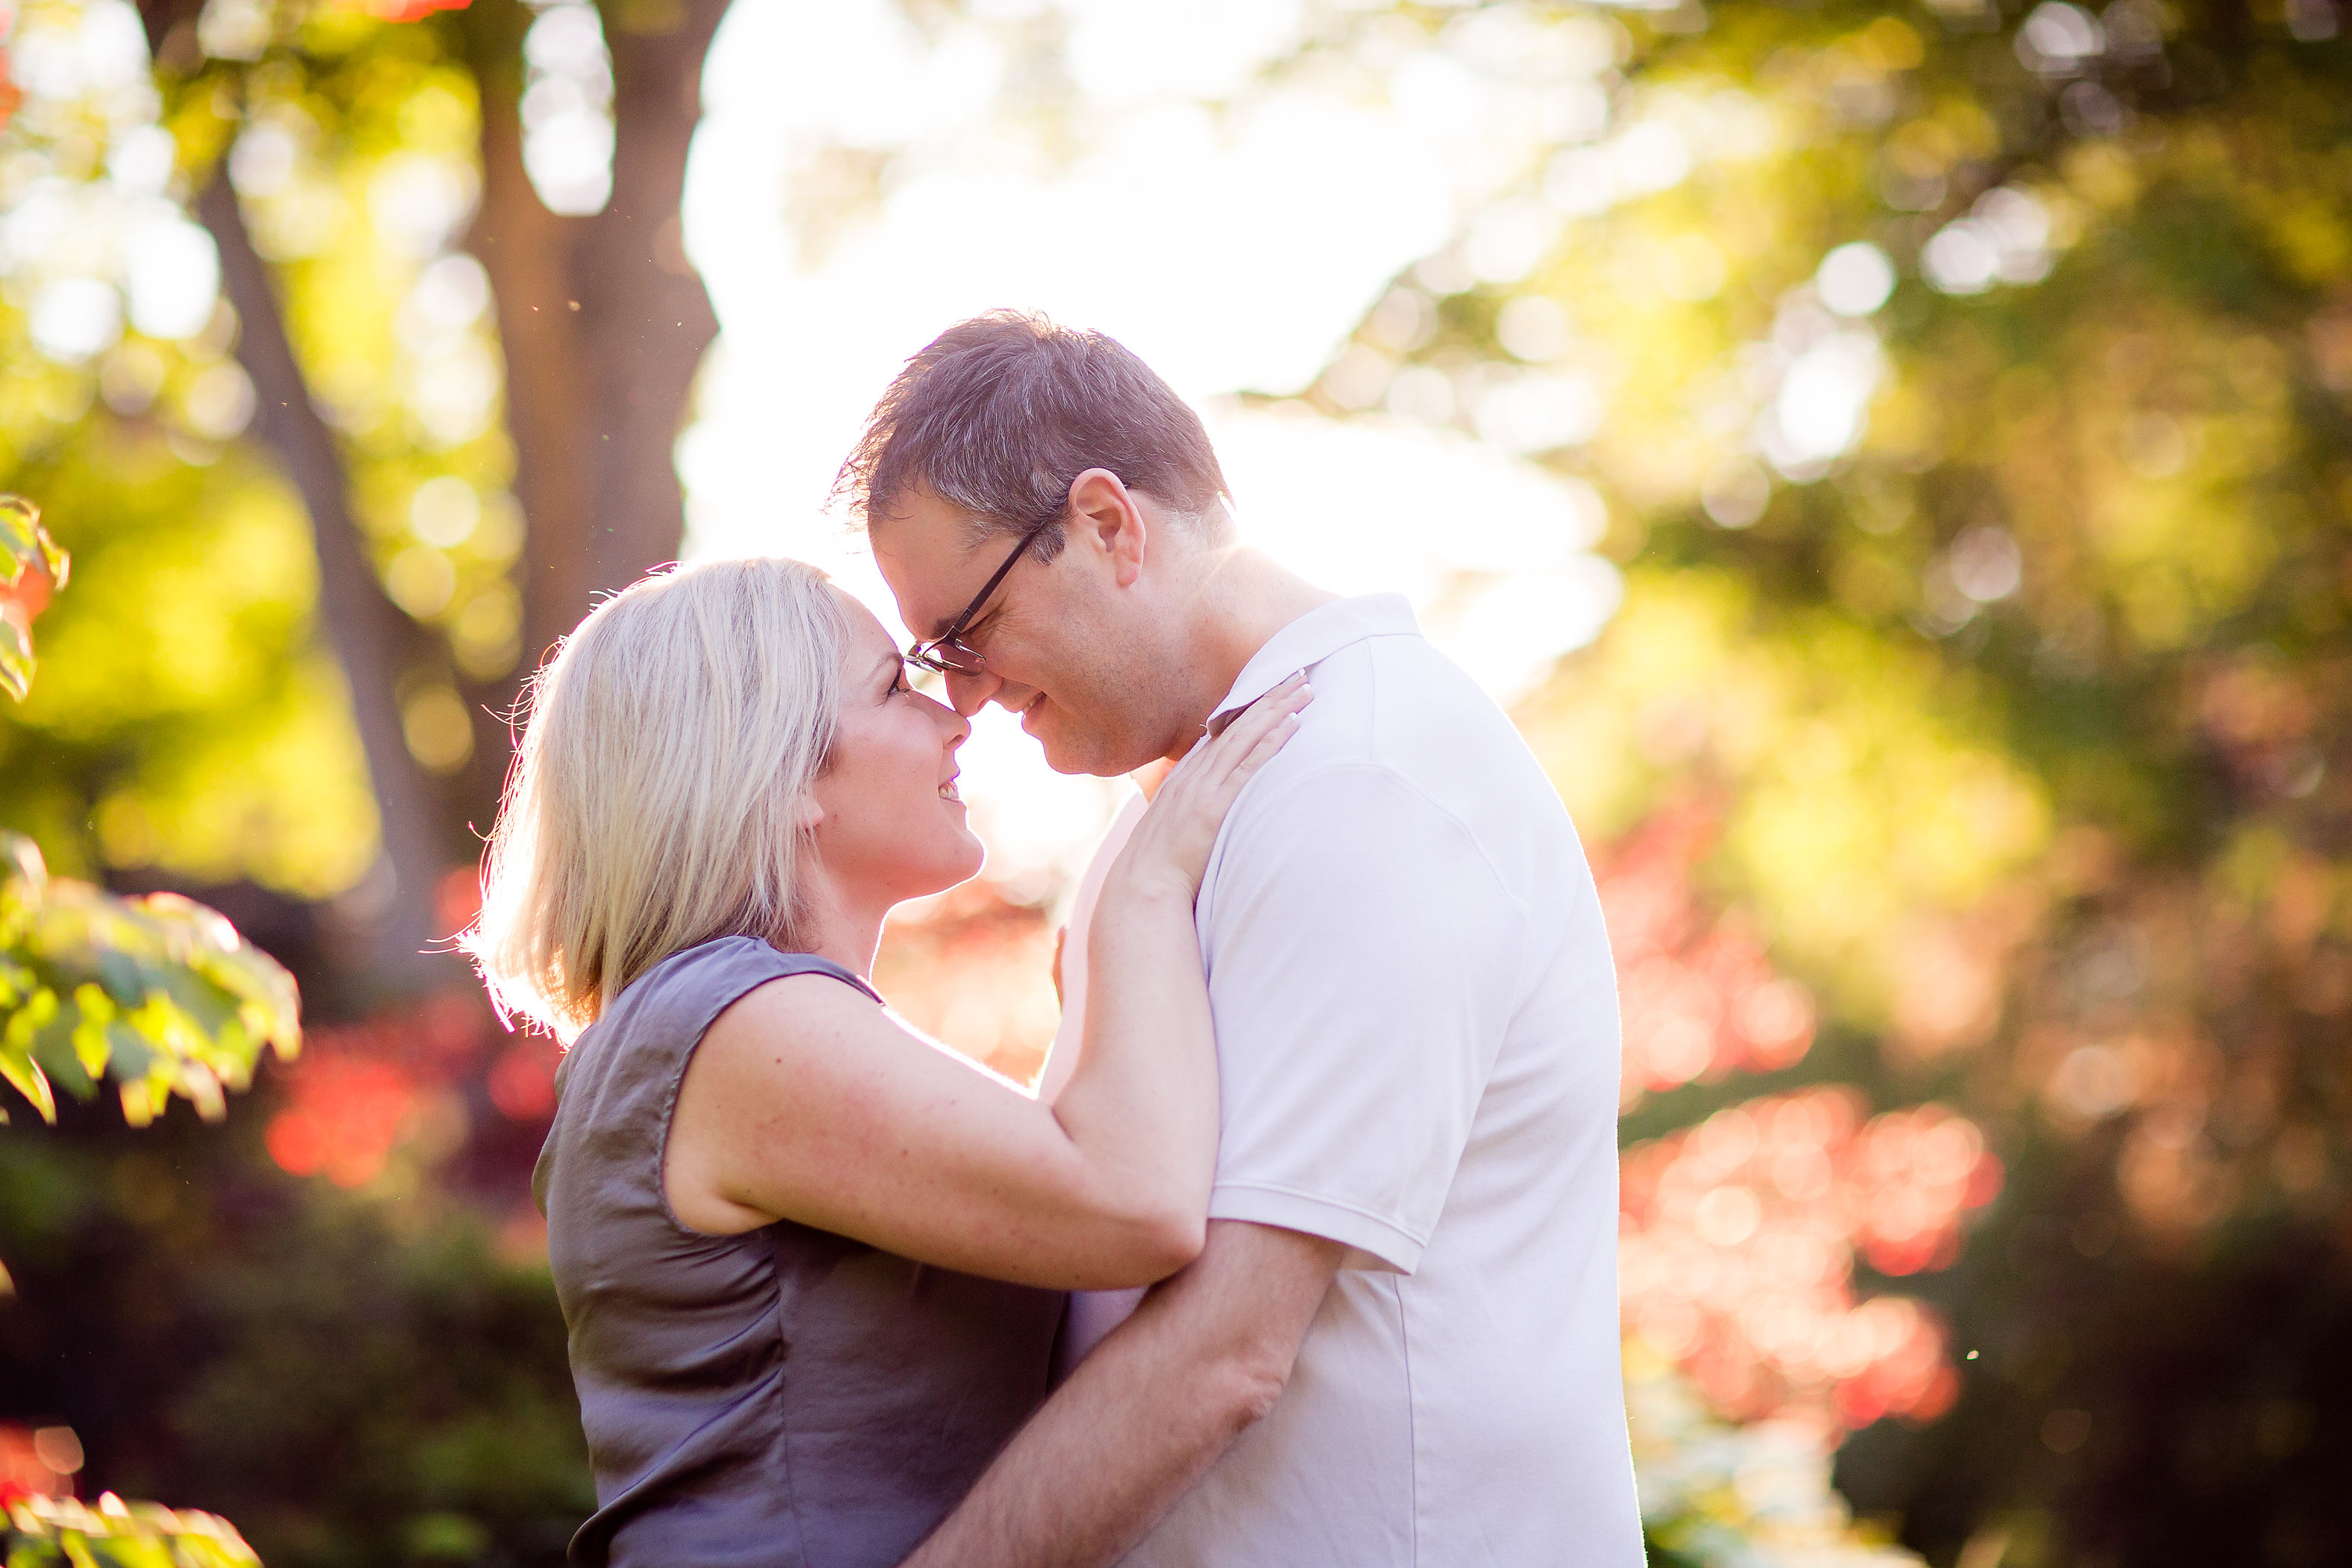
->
<box><xmin>808</xmin><ymin>597</ymin><xmax>986</xmax><ymax>909</ymax></box>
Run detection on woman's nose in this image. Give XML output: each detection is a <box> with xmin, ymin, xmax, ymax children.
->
<box><xmin>922</xmin><ymin>685</ymin><xmax>974</xmax><ymax>746</ymax></box>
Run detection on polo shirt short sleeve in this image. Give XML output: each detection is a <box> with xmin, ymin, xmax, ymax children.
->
<box><xmin>1200</xmin><ymin>763</ymin><xmax>1522</xmax><ymax>1274</ymax></box>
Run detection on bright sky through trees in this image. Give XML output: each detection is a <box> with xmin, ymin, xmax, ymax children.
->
<box><xmin>677</xmin><ymin>0</ymin><xmax>1630</xmax><ymax>887</ymax></box>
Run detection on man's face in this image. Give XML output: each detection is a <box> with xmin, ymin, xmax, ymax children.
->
<box><xmin>871</xmin><ymin>485</ymin><xmax>1175</xmax><ymax>777</ymax></box>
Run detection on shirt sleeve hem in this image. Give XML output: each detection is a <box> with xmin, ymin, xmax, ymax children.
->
<box><xmin>1207</xmin><ymin>1182</ymin><xmax>1427</xmax><ymax>1275</ymax></box>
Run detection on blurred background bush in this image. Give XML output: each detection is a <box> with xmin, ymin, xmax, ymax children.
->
<box><xmin>3</xmin><ymin>1</ymin><xmax>2349</xmax><ymax>1565</ymax></box>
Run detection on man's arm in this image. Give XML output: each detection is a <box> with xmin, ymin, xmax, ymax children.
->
<box><xmin>903</xmin><ymin>1219</ymin><xmax>1345</xmax><ymax>1568</ymax></box>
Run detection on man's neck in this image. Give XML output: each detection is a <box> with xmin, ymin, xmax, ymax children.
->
<box><xmin>1162</xmin><ymin>547</ymin><xmax>1337</xmax><ymax>762</ymax></box>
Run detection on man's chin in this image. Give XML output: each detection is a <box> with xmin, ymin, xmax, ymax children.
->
<box><xmin>1038</xmin><ymin>741</ymin><xmax>1105</xmax><ymax>777</ymax></box>
<box><xmin>1021</xmin><ymin>700</ymin><xmax>1162</xmax><ymax>778</ymax></box>
<box><xmin>1027</xmin><ymin>716</ymin><xmax>1110</xmax><ymax>778</ymax></box>
<box><xmin>1039</xmin><ymin>729</ymin><xmax>1160</xmax><ymax>780</ymax></box>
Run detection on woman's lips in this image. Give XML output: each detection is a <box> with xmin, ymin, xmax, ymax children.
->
<box><xmin>939</xmin><ymin>772</ymin><xmax>962</xmax><ymax>803</ymax></box>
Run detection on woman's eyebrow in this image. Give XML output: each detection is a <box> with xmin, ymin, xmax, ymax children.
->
<box><xmin>875</xmin><ymin>648</ymin><xmax>906</xmax><ymax>685</ymax></box>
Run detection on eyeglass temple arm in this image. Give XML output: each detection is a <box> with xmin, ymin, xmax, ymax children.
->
<box><xmin>921</xmin><ymin>515</ymin><xmax>1057</xmax><ymax>655</ymax></box>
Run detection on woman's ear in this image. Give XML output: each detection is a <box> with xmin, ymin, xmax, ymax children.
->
<box><xmin>794</xmin><ymin>789</ymin><xmax>826</xmax><ymax>835</ymax></box>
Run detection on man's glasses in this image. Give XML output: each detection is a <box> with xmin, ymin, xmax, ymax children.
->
<box><xmin>905</xmin><ymin>507</ymin><xmax>1062</xmax><ymax>678</ymax></box>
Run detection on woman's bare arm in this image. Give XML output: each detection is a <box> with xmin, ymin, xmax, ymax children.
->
<box><xmin>666</xmin><ymin>973</ymin><xmax>1199</xmax><ymax>1287</ymax></box>
<box><xmin>663</xmin><ymin>676</ymin><xmax>1310</xmax><ymax>1290</ymax></box>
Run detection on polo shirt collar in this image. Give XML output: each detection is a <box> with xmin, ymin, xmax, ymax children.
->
<box><xmin>1204</xmin><ymin>594</ymin><xmax>1422</xmax><ymax>734</ymax></box>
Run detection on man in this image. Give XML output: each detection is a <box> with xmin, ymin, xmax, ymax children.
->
<box><xmin>841</xmin><ymin>311</ymin><xmax>1643</xmax><ymax>1567</ymax></box>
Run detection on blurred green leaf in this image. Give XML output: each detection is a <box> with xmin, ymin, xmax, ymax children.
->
<box><xmin>0</xmin><ymin>620</ymin><xmax>30</xmax><ymax>706</ymax></box>
<box><xmin>68</xmin><ymin>985</ymin><xmax>113</xmax><ymax>1080</ymax></box>
<box><xmin>0</xmin><ymin>497</ymin><xmax>69</xmax><ymax>591</ymax></box>
<box><xmin>0</xmin><ymin>833</ymin><xmax>299</xmax><ymax>1127</ymax></box>
<box><xmin>2</xmin><ymin>1493</ymin><xmax>260</xmax><ymax>1568</ymax></box>
<box><xmin>0</xmin><ymin>1034</ymin><xmax>54</xmax><ymax>1124</ymax></box>
<box><xmin>0</xmin><ymin>495</ymin><xmax>67</xmax><ymax>704</ymax></box>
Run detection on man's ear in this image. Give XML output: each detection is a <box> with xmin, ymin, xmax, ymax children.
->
<box><xmin>1066</xmin><ymin>468</ymin><xmax>1147</xmax><ymax>589</ymax></box>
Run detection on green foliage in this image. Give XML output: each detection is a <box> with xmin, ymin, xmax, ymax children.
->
<box><xmin>3</xmin><ymin>1494</ymin><xmax>259</xmax><ymax>1568</ymax></box>
<box><xmin>0</xmin><ymin>11</ymin><xmax>390</xmax><ymax>903</ymax></box>
<box><xmin>0</xmin><ymin>1121</ymin><xmax>594</xmax><ymax>1568</ymax></box>
<box><xmin>1521</xmin><ymin>566</ymin><xmax>2049</xmax><ymax>1013</ymax></box>
<box><xmin>0</xmin><ymin>382</ymin><xmax>384</xmax><ymax>900</ymax></box>
<box><xmin>0</xmin><ymin>497</ymin><xmax>67</xmax><ymax>703</ymax></box>
<box><xmin>1329</xmin><ymin>0</ymin><xmax>2352</xmax><ymax>1219</ymax></box>
<box><xmin>1282</xmin><ymin>2</ymin><xmax>2352</xmax><ymax>1559</ymax></box>
<box><xmin>164</xmin><ymin>1207</ymin><xmax>593</xmax><ymax>1568</ymax></box>
<box><xmin>0</xmin><ymin>829</ymin><xmax>299</xmax><ymax>1129</ymax></box>
<box><xmin>0</xmin><ymin>512</ymin><xmax>302</xmax><ymax>1132</ymax></box>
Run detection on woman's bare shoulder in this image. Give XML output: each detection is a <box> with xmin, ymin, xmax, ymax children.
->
<box><xmin>700</xmin><ymin>967</ymin><xmax>889</xmax><ymax>1068</ymax></box>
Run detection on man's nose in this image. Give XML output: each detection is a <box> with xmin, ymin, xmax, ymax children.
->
<box><xmin>944</xmin><ymin>669</ymin><xmax>1000</xmax><ymax>718</ymax></box>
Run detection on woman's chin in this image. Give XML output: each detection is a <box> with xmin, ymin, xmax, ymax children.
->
<box><xmin>907</xmin><ymin>833</ymin><xmax>987</xmax><ymax>900</ymax></box>
<box><xmin>949</xmin><ymin>830</ymin><xmax>987</xmax><ymax>884</ymax></box>
<box><xmin>871</xmin><ymin>833</ymin><xmax>989</xmax><ymax>911</ymax></box>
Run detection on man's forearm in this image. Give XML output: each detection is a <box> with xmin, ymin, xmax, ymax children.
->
<box><xmin>903</xmin><ymin>1221</ymin><xmax>1343</xmax><ymax>1568</ymax></box>
<box><xmin>903</xmin><ymin>1299</ymin><xmax>1257</xmax><ymax>1568</ymax></box>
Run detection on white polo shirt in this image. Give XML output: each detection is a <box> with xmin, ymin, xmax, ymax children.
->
<box><xmin>1054</xmin><ymin>595</ymin><xmax>1643</xmax><ymax>1567</ymax></box>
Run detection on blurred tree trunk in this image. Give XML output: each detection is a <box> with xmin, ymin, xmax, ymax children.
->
<box><xmin>139</xmin><ymin>0</ymin><xmax>455</xmax><ymax>992</ymax></box>
<box><xmin>193</xmin><ymin>173</ymin><xmax>455</xmax><ymax>994</ymax></box>
<box><xmin>129</xmin><ymin>0</ymin><xmax>729</xmax><ymax>989</ymax></box>
<box><xmin>461</xmin><ymin>0</ymin><xmax>729</xmax><ymax>676</ymax></box>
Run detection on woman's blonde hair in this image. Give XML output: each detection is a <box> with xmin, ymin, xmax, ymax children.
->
<box><xmin>464</xmin><ymin>557</ymin><xmax>849</xmax><ymax>1039</ymax></box>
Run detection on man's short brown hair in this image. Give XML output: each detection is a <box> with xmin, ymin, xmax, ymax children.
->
<box><xmin>835</xmin><ymin>311</ymin><xmax>1231</xmax><ymax>559</ymax></box>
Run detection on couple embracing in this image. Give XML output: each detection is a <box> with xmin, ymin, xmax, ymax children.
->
<box><xmin>467</xmin><ymin>313</ymin><xmax>1646</xmax><ymax>1567</ymax></box>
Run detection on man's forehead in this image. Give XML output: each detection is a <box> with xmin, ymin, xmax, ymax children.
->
<box><xmin>871</xmin><ymin>496</ymin><xmax>991</xmax><ymax>635</ymax></box>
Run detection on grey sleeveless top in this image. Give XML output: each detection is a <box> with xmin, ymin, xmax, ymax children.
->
<box><xmin>532</xmin><ymin>936</ymin><xmax>1066</xmax><ymax>1567</ymax></box>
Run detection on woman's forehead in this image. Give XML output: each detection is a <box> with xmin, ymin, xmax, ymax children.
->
<box><xmin>842</xmin><ymin>592</ymin><xmax>883</xmax><ymax>633</ymax></box>
<box><xmin>837</xmin><ymin>594</ymin><xmax>900</xmax><ymax>661</ymax></box>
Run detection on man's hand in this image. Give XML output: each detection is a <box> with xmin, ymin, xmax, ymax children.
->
<box><xmin>903</xmin><ymin>1219</ymin><xmax>1345</xmax><ymax>1568</ymax></box>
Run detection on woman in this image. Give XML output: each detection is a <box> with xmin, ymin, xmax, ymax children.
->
<box><xmin>464</xmin><ymin>556</ymin><xmax>1304</xmax><ymax>1568</ymax></box>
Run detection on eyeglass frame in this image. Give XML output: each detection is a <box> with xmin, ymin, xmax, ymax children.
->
<box><xmin>903</xmin><ymin>503</ymin><xmax>1065</xmax><ymax>678</ymax></box>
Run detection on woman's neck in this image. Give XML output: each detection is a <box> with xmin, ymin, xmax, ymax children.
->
<box><xmin>791</xmin><ymin>877</ymin><xmax>888</xmax><ymax>977</ymax></box>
